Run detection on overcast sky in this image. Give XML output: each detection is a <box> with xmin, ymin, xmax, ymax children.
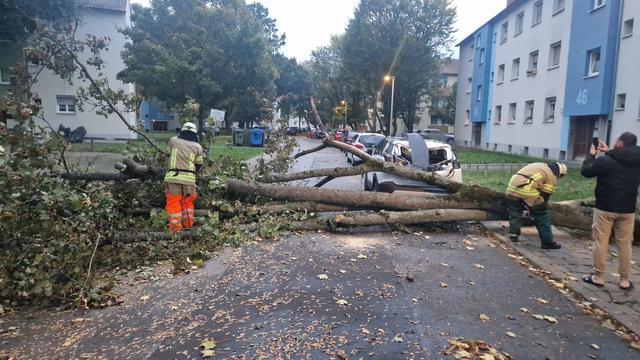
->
<box><xmin>130</xmin><ymin>0</ymin><xmax>505</xmax><ymax>60</ymax></box>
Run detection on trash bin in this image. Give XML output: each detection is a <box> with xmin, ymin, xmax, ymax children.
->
<box><xmin>233</xmin><ymin>128</ymin><xmax>245</xmax><ymax>146</ymax></box>
<box><xmin>249</xmin><ymin>127</ymin><xmax>264</xmax><ymax>147</ymax></box>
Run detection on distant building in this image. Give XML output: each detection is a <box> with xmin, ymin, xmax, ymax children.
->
<box><xmin>139</xmin><ymin>99</ymin><xmax>180</xmax><ymax>132</ymax></box>
<box><xmin>1</xmin><ymin>0</ymin><xmax>136</xmax><ymax>140</ymax></box>
<box><xmin>455</xmin><ymin>0</ymin><xmax>639</xmax><ymax>161</ymax></box>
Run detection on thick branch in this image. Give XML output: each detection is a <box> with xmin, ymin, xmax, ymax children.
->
<box><xmin>294</xmin><ymin>143</ymin><xmax>327</xmax><ymax>159</ymax></box>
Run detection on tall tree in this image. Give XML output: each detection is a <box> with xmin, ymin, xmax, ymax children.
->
<box><xmin>340</xmin><ymin>0</ymin><xmax>455</xmax><ymax>135</ymax></box>
<box><xmin>0</xmin><ymin>0</ymin><xmax>76</xmax><ymax>41</ymax></box>
<box><xmin>118</xmin><ymin>0</ymin><xmax>278</xmax><ymax>131</ymax></box>
<box><xmin>274</xmin><ymin>54</ymin><xmax>312</xmax><ymax>126</ymax></box>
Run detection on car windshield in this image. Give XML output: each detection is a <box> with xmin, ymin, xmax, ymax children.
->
<box><xmin>375</xmin><ymin>139</ymin><xmax>389</xmax><ymax>154</ymax></box>
<box><xmin>359</xmin><ymin>135</ymin><xmax>383</xmax><ymax>146</ymax></box>
<box><xmin>399</xmin><ymin>147</ymin><xmax>449</xmax><ymax>165</ymax></box>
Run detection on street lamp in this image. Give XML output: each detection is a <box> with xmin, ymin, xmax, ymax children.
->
<box><xmin>341</xmin><ymin>100</ymin><xmax>347</xmax><ymax>129</ymax></box>
<box><xmin>384</xmin><ymin>75</ymin><xmax>395</xmax><ymax>127</ymax></box>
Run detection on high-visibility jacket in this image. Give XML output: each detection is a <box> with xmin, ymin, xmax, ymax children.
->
<box><xmin>506</xmin><ymin>163</ymin><xmax>557</xmax><ymax>201</ymax></box>
<box><xmin>164</xmin><ymin>136</ymin><xmax>204</xmax><ymax>186</ymax></box>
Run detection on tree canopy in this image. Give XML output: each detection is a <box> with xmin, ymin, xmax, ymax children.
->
<box><xmin>0</xmin><ymin>0</ymin><xmax>76</xmax><ymax>41</ymax></box>
<box><xmin>118</xmin><ymin>0</ymin><xmax>279</xmax><ymax>129</ymax></box>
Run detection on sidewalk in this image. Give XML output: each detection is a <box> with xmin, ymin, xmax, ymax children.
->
<box><xmin>484</xmin><ymin>221</ymin><xmax>640</xmax><ymax>336</ymax></box>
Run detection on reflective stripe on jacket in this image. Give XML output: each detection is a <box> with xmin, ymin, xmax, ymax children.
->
<box><xmin>164</xmin><ymin>136</ymin><xmax>204</xmax><ymax>186</ymax></box>
<box><xmin>506</xmin><ymin>163</ymin><xmax>557</xmax><ymax>200</ymax></box>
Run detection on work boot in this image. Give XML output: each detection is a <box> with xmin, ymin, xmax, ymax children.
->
<box><xmin>541</xmin><ymin>242</ymin><xmax>561</xmax><ymax>250</ymax></box>
<box><xmin>509</xmin><ymin>235</ymin><xmax>519</xmax><ymax>243</ymax></box>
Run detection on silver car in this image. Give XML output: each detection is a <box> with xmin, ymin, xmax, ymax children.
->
<box><xmin>363</xmin><ymin>134</ymin><xmax>462</xmax><ymax>193</ymax></box>
<box><xmin>347</xmin><ymin>133</ymin><xmax>386</xmax><ymax>165</ymax></box>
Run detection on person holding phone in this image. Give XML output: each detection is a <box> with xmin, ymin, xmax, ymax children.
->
<box><xmin>581</xmin><ymin>132</ymin><xmax>640</xmax><ymax>291</ymax></box>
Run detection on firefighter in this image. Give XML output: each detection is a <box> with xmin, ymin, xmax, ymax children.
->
<box><xmin>164</xmin><ymin>122</ymin><xmax>204</xmax><ymax>233</ymax></box>
<box><xmin>506</xmin><ymin>162</ymin><xmax>567</xmax><ymax>249</ymax></box>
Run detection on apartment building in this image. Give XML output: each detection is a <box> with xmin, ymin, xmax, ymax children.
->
<box><xmin>455</xmin><ymin>0</ymin><xmax>638</xmax><ymax>161</ymax></box>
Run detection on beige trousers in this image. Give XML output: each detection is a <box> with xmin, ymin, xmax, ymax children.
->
<box><xmin>592</xmin><ymin>208</ymin><xmax>634</xmax><ymax>279</ymax></box>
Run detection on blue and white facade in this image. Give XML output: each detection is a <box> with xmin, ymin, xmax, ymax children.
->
<box><xmin>455</xmin><ymin>0</ymin><xmax>639</xmax><ymax>160</ymax></box>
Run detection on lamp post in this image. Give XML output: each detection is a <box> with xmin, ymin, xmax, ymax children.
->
<box><xmin>341</xmin><ymin>100</ymin><xmax>347</xmax><ymax>129</ymax></box>
<box><xmin>384</xmin><ymin>75</ymin><xmax>395</xmax><ymax>128</ymax></box>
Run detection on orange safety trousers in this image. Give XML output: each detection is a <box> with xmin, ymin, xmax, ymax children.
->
<box><xmin>165</xmin><ymin>192</ymin><xmax>198</xmax><ymax>233</ymax></box>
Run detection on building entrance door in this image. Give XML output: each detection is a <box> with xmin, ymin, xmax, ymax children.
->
<box><xmin>571</xmin><ymin>117</ymin><xmax>596</xmax><ymax>160</ymax></box>
<box><xmin>472</xmin><ymin>123</ymin><xmax>483</xmax><ymax>147</ymax></box>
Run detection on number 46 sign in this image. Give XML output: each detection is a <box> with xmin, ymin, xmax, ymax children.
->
<box><xmin>576</xmin><ymin>89</ymin><xmax>588</xmax><ymax>106</ymax></box>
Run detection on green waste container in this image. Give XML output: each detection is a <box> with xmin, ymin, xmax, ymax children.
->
<box><xmin>233</xmin><ymin>128</ymin><xmax>245</xmax><ymax>146</ymax></box>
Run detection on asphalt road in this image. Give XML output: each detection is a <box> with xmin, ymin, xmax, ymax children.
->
<box><xmin>2</xmin><ymin>137</ymin><xmax>638</xmax><ymax>359</ymax></box>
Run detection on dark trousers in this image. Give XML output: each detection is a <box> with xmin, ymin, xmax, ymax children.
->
<box><xmin>507</xmin><ymin>197</ymin><xmax>554</xmax><ymax>245</ymax></box>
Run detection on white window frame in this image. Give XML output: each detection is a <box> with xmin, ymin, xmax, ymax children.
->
<box><xmin>0</xmin><ymin>67</ymin><xmax>9</xmax><ymax>85</ymax></box>
<box><xmin>587</xmin><ymin>48</ymin><xmax>601</xmax><ymax>77</ymax></box>
<box><xmin>495</xmin><ymin>105</ymin><xmax>502</xmax><ymax>124</ymax></box>
<box><xmin>553</xmin><ymin>0</ymin><xmax>565</xmax><ymax>14</ymax></box>
<box><xmin>467</xmin><ymin>77</ymin><xmax>472</xmax><ymax>93</ymax></box>
<box><xmin>549</xmin><ymin>41</ymin><xmax>561</xmax><ymax>69</ymax></box>
<box><xmin>56</xmin><ymin>96</ymin><xmax>77</xmax><ymax>114</ymax></box>
<box><xmin>479</xmin><ymin>48</ymin><xmax>485</xmax><ymax>64</ymax></box>
<box><xmin>524</xmin><ymin>100</ymin><xmax>535</xmax><ymax>124</ymax></box>
<box><xmin>515</xmin><ymin>12</ymin><xmax>524</xmax><ymax>36</ymax></box>
<box><xmin>465</xmin><ymin>110</ymin><xmax>470</xmax><ymax>125</ymax></box>
<box><xmin>616</xmin><ymin>93</ymin><xmax>626</xmax><ymax>111</ymax></box>
<box><xmin>528</xmin><ymin>51</ymin><xmax>539</xmax><ymax>76</ymax></box>
<box><xmin>544</xmin><ymin>97</ymin><xmax>557</xmax><ymax>122</ymax></box>
<box><xmin>512</xmin><ymin>58</ymin><xmax>520</xmax><ymax>80</ymax></box>
<box><xmin>477</xmin><ymin>85</ymin><xmax>483</xmax><ymax>102</ymax></box>
<box><xmin>501</xmin><ymin>22</ymin><xmax>509</xmax><ymax>43</ymax></box>
<box><xmin>508</xmin><ymin>103</ymin><xmax>517</xmax><ymax>123</ymax></box>
<box><xmin>497</xmin><ymin>64</ymin><xmax>505</xmax><ymax>84</ymax></box>
<box><xmin>623</xmin><ymin>18</ymin><xmax>634</xmax><ymax>38</ymax></box>
<box><xmin>533</xmin><ymin>1</ymin><xmax>543</xmax><ymax>26</ymax></box>
<box><xmin>592</xmin><ymin>0</ymin><xmax>605</xmax><ymax>11</ymax></box>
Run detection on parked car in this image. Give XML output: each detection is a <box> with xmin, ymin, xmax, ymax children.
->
<box><xmin>363</xmin><ymin>134</ymin><xmax>462</xmax><ymax>193</ymax></box>
<box><xmin>347</xmin><ymin>133</ymin><xmax>385</xmax><ymax>165</ymax></box>
<box><xmin>344</xmin><ymin>131</ymin><xmax>359</xmax><ymax>145</ymax></box>
<box><xmin>418</xmin><ymin>128</ymin><xmax>454</xmax><ymax>145</ymax></box>
<box><xmin>286</xmin><ymin>127</ymin><xmax>298</xmax><ymax>136</ymax></box>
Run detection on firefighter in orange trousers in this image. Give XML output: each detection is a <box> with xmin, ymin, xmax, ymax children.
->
<box><xmin>164</xmin><ymin>122</ymin><xmax>204</xmax><ymax>233</ymax></box>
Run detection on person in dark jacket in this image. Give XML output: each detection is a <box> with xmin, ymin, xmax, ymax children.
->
<box><xmin>581</xmin><ymin>132</ymin><xmax>640</xmax><ymax>290</ymax></box>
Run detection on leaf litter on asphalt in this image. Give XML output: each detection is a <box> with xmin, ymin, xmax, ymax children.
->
<box><xmin>444</xmin><ymin>338</ymin><xmax>512</xmax><ymax>360</ymax></box>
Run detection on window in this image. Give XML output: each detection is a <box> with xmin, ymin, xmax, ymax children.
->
<box><xmin>56</xmin><ymin>96</ymin><xmax>76</xmax><ymax>114</ymax></box>
<box><xmin>501</xmin><ymin>22</ymin><xmax>509</xmax><ymax>43</ymax></box>
<box><xmin>465</xmin><ymin>110</ymin><xmax>470</xmax><ymax>125</ymax></box>
<box><xmin>0</xmin><ymin>67</ymin><xmax>9</xmax><ymax>84</ymax></box>
<box><xmin>592</xmin><ymin>0</ymin><xmax>605</xmax><ymax>11</ymax></box>
<box><xmin>490</xmin><ymin>71</ymin><xmax>494</xmax><ymax>83</ymax></box>
<box><xmin>493</xmin><ymin>143</ymin><xmax>498</xmax><ymax>151</ymax></box>
<box><xmin>476</xmin><ymin>34</ymin><xmax>482</xmax><ymax>48</ymax></box>
<box><xmin>543</xmin><ymin>148</ymin><xmax>549</xmax><ymax>159</ymax></box>
<box><xmin>553</xmin><ymin>0</ymin><xmax>565</xmax><ymax>14</ymax></box>
<box><xmin>508</xmin><ymin>144</ymin><xmax>513</xmax><ymax>153</ymax></box>
<box><xmin>495</xmin><ymin>105</ymin><xmax>502</xmax><ymax>124</ymax></box>
<box><xmin>477</xmin><ymin>85</ymin><xmax>483</xmax><ymax>101</ymax></box>
<box><xmin>533</xmin><ymin>1</ymin><xmax>543</xmax><ymax>26</ymax></box>
<box><xmin>508</xmin><ymin>103</ymin><xmax>517</xmax><ymax>123</ymax></box>
<box><xmin>479</xmin><ymin>48</ymin><xmax>485</xmax><ymax>64</ymax></box>
<box><xmin>515</xmin><ymin>12</ymin><xmax>524</xmax><ymax>36</ymax></box>
<box><xmin>524</xmin><ymin>100</ymin><xmax>535</xmax><ymax>123</ymax></box>
<box><xmin>467</xmin><ymin>77</ymin><xmax>472</xmax><ymax>93</ymax></box>
<box><xmin>512</xmin><ymin>58</ymin><xmax>520</xmax><ymax>80</ymax></box>
<box><xmin>587</xmin><ymin>48</ymin><xmax>601</xmax><ymax>77</ymax></box>
<box><xmin>523</xmin><ymin>146</ymin><xmax>529</xmax><ymax>156</ymax></box>
<box><xmin>549</xmin><ymin>41</ymin><xmax>561</xmax><ymax>68</ymax></box>
<box><xmin>623</xmin><ymin>19</ymin><xmax>634</xmax><ymax>37</ymax></box>
<box><xmin>545</xmin><ymin>97</ymin><xmax>556</xmax><ymax>121</ymax></box>
<box><xmin>528</xmin><ymin>51</ymin><xmax>539</xmax><ymax>75</ymax></box>
<box><xmin>616</xmin><ymin>94</ymin><xmax>626</xmax><ymax>110</ymax></box>
<box><xmin>497</xmin><ymin>64</ymin><xmax>505</xmax><ymax>83</ymax></box>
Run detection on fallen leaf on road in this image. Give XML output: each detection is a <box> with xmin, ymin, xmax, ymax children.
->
<box><xmin>201</xmin><ymin>339</ymin><xmax>216</xmax><ymax>350</ymax></box>
<box><xmin>479</xmin><ymin>354</ymin><xmax>496</xmax><ymax>360</ymax></box>
<box><xmin>532</xmin><ymin>314</ymin><xmax>545</xmax><ymax>320</ymax></box>
<box><xmin>393</xmin><ymin>335</ymin><xmax>403</xmax><ymax>343</ymax></box>
<box><xmin>339</xmin><ymin>269</ymin><xmax>346</xmax><ymax>274</ymax></box>
<box><xmin>357</xmin><ymin>254</ymin><xmax>368</xmax><ymax>259</ymax></box>
<box><xmin>140</xmin><ymin>295</ymin><xmax>150</xmax><ymax>302</ymax></box>
<box><xmin>336</xmin><ymin>299</ymin><xmax>349</xmax><ymax>306</ymax></box>
<box><xmin>465</xmin><ymin>247</ymin><xmax>475</xmax><ymax>250</ymax></box>
<box><xmin>441</xmin><ymin>262</ymin><xmax>450</xmax><ymax>267</ymax></box>
<box><xmin>474</xmin><ymin>264</ymin><xmax>485</xmax><ymax>269</ymax></box>
<box><xmin>543</xmin><ymin>316</ymin><xmax>558</xmax><ymax>324</ymax></box>
<box><xmin>444</xmin><ymin>338</ymin><xmax>512</xmax><ymax>360</ymax></box>
<box><xmin>440</xmin><ymin>282</ymin><xmax>449</xmax><ymax>288</ymax></box>
<box><xmin>536</xmin><ymin>298</ymin><xmax>549</xmax><ymax>304</ymax></box>
<box><xmin>361</xmin><ymin>328</ymin><xmax>370</xmax><ymax>335</ymax></box>
<box><xmin>479</xmin><ymin>314</ymin><xmax>490</xmax><ymax>321</ymax></box>
<box><xmin>454</xmin><ymin>350</ymin><xmax>472</xmax><ymax>359</ymax></box>
<box><xmin>317</xmin><ymin>274</ymin><xmax>329</xmax><ymax>280</ymax></box>
<box><xmin>590</xmin><ymin>344</ymin><xmax>600</xmax><ymax>350</ymax></box>
<box><xmin>201</xmin><ymin>349</ymin><xmax>215</xmax><ymax>358</ymax></box>
<box><xmin>505</xmin><ymin>332</ymin><xmax>516</xmax><ymax>338</ymax></box>
<box><xmin>520</xmin><ymin>308</ymin><xmax>529</xmax><ymax>313</ymax></box>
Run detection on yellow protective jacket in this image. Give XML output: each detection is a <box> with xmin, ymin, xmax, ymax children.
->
<box><xmin>506</xmin><ymin>163</ymin><xmax>558</xmax><ymax>202</ymax></box>
<box><xmin>164</xmin><ymin>136</ymin><xmax>204</xmax><ymax>186</ymax></box>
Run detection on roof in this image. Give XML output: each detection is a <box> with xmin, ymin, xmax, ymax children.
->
<box><xmin>80</xmin><ymin>0</ymin><xmax>128</xmax><ymax>12</ymax></box>
<box><xmin>440</xmin><ymin>59</ymin><xmax>459</xmax><ymax>75</ymax></box>
<box><xmin>456</xmin><ymin>0</ymin><xmax>528</xmax><ymax>46</ymax></box>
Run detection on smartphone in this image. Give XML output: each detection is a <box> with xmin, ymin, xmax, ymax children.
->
<box><xmin>592</xmin><ymin>137</ymin><xmax>599</xmax><ymax>147</ymax></box>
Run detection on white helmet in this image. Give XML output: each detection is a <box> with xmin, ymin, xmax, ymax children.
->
<box><xmin>181</xmin><ymin>122</ymin><xmax>197</xmax><ymax>133</ymax></box>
